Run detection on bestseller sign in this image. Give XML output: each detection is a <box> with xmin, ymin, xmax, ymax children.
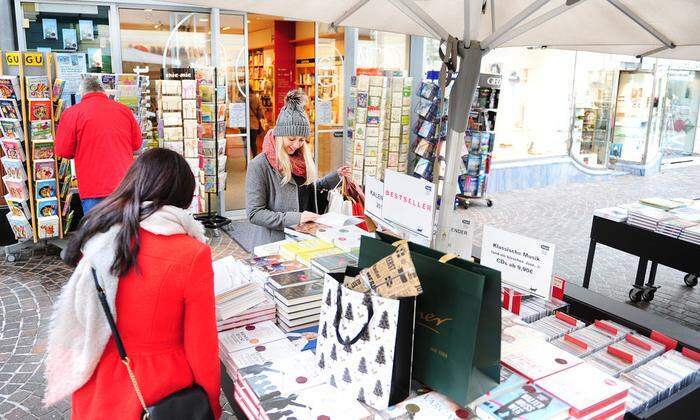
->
<box><xmin>481</xmin><ymin>225</ymin><xmax>555</xmax><ymax>298</ymax></box>
<box><xmin>383</xmin><ymin>170</ymin><xmax>436</xmax><ymax>240</ymax></box>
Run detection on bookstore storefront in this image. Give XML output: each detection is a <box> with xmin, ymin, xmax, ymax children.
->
<box><xmin>12</xmin><ymin>0</ymin><xmax>410</xmax><ymax>217</ymax></box>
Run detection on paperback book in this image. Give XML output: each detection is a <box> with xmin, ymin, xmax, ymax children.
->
<box><xmin>274</xmin><ymin>281</ymin><xmax>324</xmax><ymax>307</ymax></box>
<box><xmin>268</xmin><ymin>270</ymin><xmax>322</xmax><ymax>290</ymax></box>
<box><xmin>218</xmin><ymin>320</ymin><xmax>287</xmax><ymax>354</ymax></box>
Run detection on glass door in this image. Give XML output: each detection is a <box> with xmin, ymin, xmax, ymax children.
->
<box><xmin>660</xmin><ymin>70</ymin><xmax>700</xmax><ymax>158</ymax></box>
<box><xmin>315</xmin><ymin>23</ymin><xmax>345</xmax><ymax>174</ymax></box>
<box><xmin>610</xmin><ymin>70</ymin><xmax>655</xmax><ymax>164</ymax></box>
<box><xmin>218</xmin><ymin>13</ymin><xmax>249</xmax><ymax>217</ymax></box>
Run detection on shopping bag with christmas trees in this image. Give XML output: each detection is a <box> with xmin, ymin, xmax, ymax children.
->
<box><xmin>315</xmin><ymin>267</ymin><xmax>416</xmax><ymax>410</ymax></box>
<box><xmin>358</xmin><ymin>232</ymin><xmax>501</xmax><ymax>407</ymax></box>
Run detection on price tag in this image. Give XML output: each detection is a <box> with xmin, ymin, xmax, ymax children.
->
<box><xmin>5</xmin><ymin>52</ymin><xmax>20</xmax><ymax>66</ymax></box>
<box><xmin>24</xmin><ymin>52</ymin><xmax>44</xmax><ymax>66</ymax></box>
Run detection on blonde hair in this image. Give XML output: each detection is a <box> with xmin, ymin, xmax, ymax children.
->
<box><xmin>276</xmin><ymin>136</ymin><xmax>318</xmax><ymax>185</ymax></box>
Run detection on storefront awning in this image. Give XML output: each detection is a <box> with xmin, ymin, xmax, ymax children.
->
<box><xmin>170</xmin><ymin>0</ymin><xmax>700</xmax><ymax>61</ymax></box>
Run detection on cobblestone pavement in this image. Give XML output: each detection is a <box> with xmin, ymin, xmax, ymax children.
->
<box><xmin>0</xmin><ymin>230</ymin><xmax>246</xmax><ymax>419</ymax></box>
<box><xmin>465</xmin><ymin>164</ymin><xmax>700</xmax><ymax>330</ymax></box>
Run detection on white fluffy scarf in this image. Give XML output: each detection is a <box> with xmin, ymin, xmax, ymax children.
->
<box><xmin>43</xmin><ymin>205</ymin><xmax>207</xmax><ymax>406</ymax></box>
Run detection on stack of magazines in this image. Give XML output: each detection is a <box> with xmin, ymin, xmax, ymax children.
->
<box><xmin>626</xmin><ymin>204</ymin><xmax>672</xmax><ymax>230</ymax></box>
<box><xmin>655</xmin><ymin>218</ymin><xmax>698</xmax><ymax>238</ymax></box>
<box><xmin>679</xmin><ymin>224</ymin><xmax>700</xmax><ymax>245</ymax></box>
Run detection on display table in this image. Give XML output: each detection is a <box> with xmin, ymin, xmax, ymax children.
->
<box><xmin>582</xmin><ymin>216</ymin><xmax>700</xmax><ymax>302</ymax></box>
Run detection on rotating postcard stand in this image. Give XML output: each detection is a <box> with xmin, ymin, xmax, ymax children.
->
<box><xmin>194</xmin><ymin>67</ymin><xmax>230</xmax><ymax>231</ymax></box>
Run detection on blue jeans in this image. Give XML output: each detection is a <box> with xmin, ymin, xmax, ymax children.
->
<box><xmin>81</xmin><ymin>197</ymin><xmax>105</xmax><ymax>215</ymax></box>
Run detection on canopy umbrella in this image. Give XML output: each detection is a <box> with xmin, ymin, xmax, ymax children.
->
<box><xmin>174</xmin><ymin>0</ymin><xmax>700</xmax><ymax>249</ymax></box>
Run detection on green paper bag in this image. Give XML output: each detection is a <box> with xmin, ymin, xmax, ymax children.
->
<box><xmin>358</xmin><ymin>232</ymin><xmax>501</xmax><ymax>406</ymax></box>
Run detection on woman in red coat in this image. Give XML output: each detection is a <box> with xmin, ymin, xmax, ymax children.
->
<box><xmin>44</xmin><ymin>149</ymin><xmax>221</xmax><ymax>419</ymax></box>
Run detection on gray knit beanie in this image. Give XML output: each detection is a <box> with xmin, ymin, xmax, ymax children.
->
<box><xmin>274</xmin><ymin>89</ymin><xmax>310</xmax><ymax>138</ymax></box>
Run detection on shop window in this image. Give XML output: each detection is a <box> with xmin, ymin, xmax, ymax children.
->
<box><xmin>119</xmin><ymin>9</ymin><xmax>211</xmax><ymax>91</ymax></box>
<box><xmin>21</xmin><ymin>2</ymin><xmax>112</xmax><ymax>73</ymax></box>
<box><xmin>480</xmin><ymin>48</ymin><xmax>576</xmax><ymax>161</ymax></box>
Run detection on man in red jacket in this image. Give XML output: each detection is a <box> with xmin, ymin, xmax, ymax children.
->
<box><xmin>55</xmin><ymin>76</ymin><xmax>142</xmax><ymax>214</ymax></box>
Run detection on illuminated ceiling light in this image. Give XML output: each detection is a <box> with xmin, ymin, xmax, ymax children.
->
<box><xmin>222</xmin><ymin>26</ymin><xmax>231</xmax><ymax>30</ymax></box>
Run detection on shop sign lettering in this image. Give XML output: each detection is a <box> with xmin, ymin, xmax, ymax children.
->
<box><xmin>24</xmin><ymin>53</ymin><xmax>44</xmax><ymax>66</ymax></box>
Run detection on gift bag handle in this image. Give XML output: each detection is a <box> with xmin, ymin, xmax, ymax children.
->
<box><xmin>334</xmin><ymin>283</ymin><xmax>374</xmax><ymax>346</ymax></box>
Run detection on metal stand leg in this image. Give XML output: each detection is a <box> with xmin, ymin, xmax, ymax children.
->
<box><xmin>634</xmin><ymin>259</ymin><xmax>648</xmax><ymax>288</ymax></box>
<box><xmin>647</xmin><ymin>262</ymin><xmax>658</xmax><ymax>287</ymax></box>
<box><xmin>583</xmin><ymin>240</ymin><xmax>597</xmax><ymax>289</ymax></box>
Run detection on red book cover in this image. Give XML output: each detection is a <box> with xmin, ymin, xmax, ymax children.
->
<box><xmin>29</xmin><ymin>99</ymin><xmax>52</xmax><ymax>121</ymax></box>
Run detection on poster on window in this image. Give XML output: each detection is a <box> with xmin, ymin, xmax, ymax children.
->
<box><xmin>62</xmin><ymin>29</ymin><xmax>78</xmax><ymax>50</ymax></box>
<box><xmin>42</xmin><ymin>19</ymin><xmax>57</xmax><ymax>40</ymax></box>
<box><xmin>228</xmin><ymin>102</ymin><xmax>246</xmax><ymax>128</ymax></box>
<box><xmin>55</xmin><ymin>53</ymin><xmax>87</xmax><ymax>95</ymax></box>
<box><xmin>87</xmin><ymin>48</ymin><xmax>102</xmax><ymax>68</ymax></box>
<box><xmin>79</xmin><ymin>20</ymin><xmax>94</xmax><ymax>41</ymax></box>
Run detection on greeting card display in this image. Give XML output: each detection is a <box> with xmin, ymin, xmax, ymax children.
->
<box><xmin>1</xmin><ymin>157</ymin><xmax>28</xmax><ymax>179</ymax></box>
<box><xmin>29</xmin><ymin>100</ymin><xmax>52</xmax><ymax>121</ymax></box>
<box><xmin>7</xmin><ymin>214</ymin><xmax>33</xmax><ymax>240</ymax></box>
<box><xmin>36</xmin><ymin>178</ymin><xmax>57</xmax><ymax>199</ymax></box>
<box><xmin>37</xmin><ymin>197</ymin><xmax>59</xmax><ymax>217</ymax></box>
<box><xmin>0</xmin><ymin>119</ymin><xmax>23</xmax><ymax>138</ymax></box>
<box><xmin>5</xmin><ymin>195</ymin><xmax>31</xmax><ymax>219</ymax></box>
<box><xmin>38</xmin><ymin>215</ymin><xmax>60</xmax><ymax>239</ymax></box>
<box><xmin>4</xmin><ymin>176</ymin><xmax>29</xmax><ymax>200</ymax></box>
<box><xmin>30</xmin><ymin>120</ymin><xmax>53</xmax><ymax>141</ymax></box>
<box><xmin>0</xmin><ymin>98</ymin><xmax>21</xmax><ymax>120</ymax></box>
<box><xmin>26</xmin><ymin>76</ymin><xmax>50</xmax><ymax>99</ymax></box>
<box><xmin>1</xmin><ymin>138</ymin><xmax>25</xmax><ymax>161</ymax></box>
<box><xmin>32</xmin><ymin>141</ymin><xmax>55</xmax><ymax>160</ymax></box>
<box><xmin>0</xmin><ymin>76</ymin><xmax>21</xmax><ymax>99</ymax></box>
<box><xmin>33</xmin><ymin>159</ymin><xmax>55</xmax><ymax>180</ymax></box>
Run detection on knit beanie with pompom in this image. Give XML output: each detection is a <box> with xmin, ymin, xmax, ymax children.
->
<box><xmin>273</xmin><ymin>89</ymin><xmax>310</xmax><ymax>138</ymax></box>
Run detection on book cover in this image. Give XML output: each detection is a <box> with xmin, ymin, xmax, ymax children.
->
<box><xmin>311</xmin><ymin>252</ymin><xmax>358</xmax><ymax>273</ymax></box>
<box><xmin>501</xmin><ymin>341</ymin><xmax>583</xmax><ymax>382</ymax></box>
<box><xmin>37</xmin><ymin>197</ymin><xmax>59</xmax><ymax>217</ymax></box>
<box><xmin>219</xmin><ymin>320</ymin><xmax>286</xmax><ymax>354</ymax></box>
<box><xmin>29</xmin><ymin>100</ymin><xmax>52</xmax><ymax>121</ymax></box>
<box><xmin>32</xmin><ymin>141</ymin><xmax>55</xmax><ymax>160</ymax></box>
<box><xmin>0</xmin><ymin>76</ymin><xmax>21</xmax><ymax>100</ymax></box>
<box><xmin>26</xmin><ymin>76</ymin><xmax>50</xmax><ymax>99</ymax></box>
<box><xmin>275</xmin><ymin>281</ymin><xmax>324</xmax><ymax>306</ymax></box>
<box><xmin>35</xmin><ymin>178</ymin><xmax>57</xmax><ymax>199</ymax></box>
<box><xmin>379</xmin><ymin>391</ymin><xmax>475</xmax><ymax>419</ymax></box>
<box><xmin>1</xmin><ymin>157</ymin><xmax>27</xmax><ymax>180</ymax></box>
<box><xmin>1</xmin><ymin>138</ymin><xmax>25</xmax><ymax>161</ymax></box>
<box><xmin>0</xmin><ymin>99</ymin><xmax>21</xmax><ymax>120</ymax></box>
<box><xmin>33</xmin><ymin>159</ymin><xmax>55</xmax><ymax>180</ymax></box>
<box><xmin>0</xmin><ymin>118</ymin><xmax>23</xmax><ymax>139</ymax></box>
<box><xmin>225</xmin><ymin>335</ymin><xmax>300</xmax><ymax>371</ymax></box>
<box><xmin>269</xmin><ymin>270</ymin><xmax>322</xmax><ymax>289</ymax></box>
<box><xmin>296</xmin><ymin>384</ymin><xmax>372</xmax><ymax>419</ymax></box>
<box><xmin>535</xmin><ymin>362</ymin><xmax>629</xmax><ymax>417</ymax></box>
<box><xmin>30</xmin><ymin>120</ymin><xmax>53</xmax><ymax>141</ymax></box>
<box><xmin>476</xmin><ymin>384</ymin><xmax>570</xmax><ymax>420</ymax></box>
<box><xmin>6</xmin><ymin>214</ymin><xmax>33</xmax><ymax>240</ymax></box>
<box><xmin>5</xmin><ymin>195</ymin><xmax>31</xmax><ymax>219</ymax></box>
<box><xmin>283</xmin><ymin>325</ymin><xmax>318</xmax><ymax>352</ymax></box>
<box><xmin>256</xmin><ymin>260</ymin><xmax>308</xmax><ymax>277</ymax></box>
<box><xmin>37</xmin><ymin>216</ymin><xmax>59</xmax><ymax>239</ymax></box>
<box><xmin>3</xmin><ymin>176</ymin><xmax>29</xmax><ymax>200</ymax></box>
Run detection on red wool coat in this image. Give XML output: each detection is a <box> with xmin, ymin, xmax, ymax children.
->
<box><xmin>71</xmin><ymin>229</ymin><xmax>222</xmax><ymax>419</ymax></box>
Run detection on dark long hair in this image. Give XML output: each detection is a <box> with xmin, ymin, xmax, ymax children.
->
<box><xmin>64</xmin><ymin>148</ymin><xmax>196</xmax><ymax>276</ymax></box>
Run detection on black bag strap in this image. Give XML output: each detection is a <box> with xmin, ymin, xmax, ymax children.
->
<box><xmin>92</xmin><ymin>268</ymin><xmax>128</xmax><ymax>360</ymax></box>
<box><xmin>334</xmin><ymin>283</ymin><xmax>374</xmax><ymax>346</ymax></box>
<box><xmin>91</xmin><ymin>268</ymin><xmax>150</xmax><ymax>415</ymax></box>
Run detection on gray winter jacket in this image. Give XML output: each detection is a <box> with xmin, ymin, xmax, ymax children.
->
<box><xmin>245</xmin><ymin>153</ymin><xmax>340</xmax><ymax>248</ymax></box>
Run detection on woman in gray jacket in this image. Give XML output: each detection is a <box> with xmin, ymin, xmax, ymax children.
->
<box><xmin>246</xmin><ymin>90</ymin><xmax>351</xmax><ymax>247</ymax></box>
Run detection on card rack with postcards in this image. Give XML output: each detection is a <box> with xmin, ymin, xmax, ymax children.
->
<box><xmin>1</xmin><ymin>51</ymin><xmax>62</xmax><ymax>241</ymax></box>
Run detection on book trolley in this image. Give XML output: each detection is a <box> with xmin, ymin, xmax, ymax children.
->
<box><xmin>1</xmin><ymin>51</ymin><xmax>63</xmax><ymax>261</ymax></box>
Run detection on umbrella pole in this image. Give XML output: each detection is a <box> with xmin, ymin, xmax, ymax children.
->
<box><xmin>433</xmin><ymin>40</ymin><xmax>483</xmax><ymax>252</ymax></box>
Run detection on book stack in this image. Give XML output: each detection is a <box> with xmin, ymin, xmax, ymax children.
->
<box><xmin>655</xmin><ymin>218</ymin><xmax>698</xmax><ymax>238</ymax></box>
<box><xmin>213</xmin><ymin>256</ymin><xmax>274</xmax><ymax>332</ymax></box>
<box><xmin>626</xmin><ymin>204</ymin><xmax>672</xmax><ymax>230</ymax></box>
<box><xmin>270</xmin><ymin>280</ymin><xmax>325</xmax><ymax>332</ymax></box>
<box><xmin>253</xmin><ymin>238</ymin><xmax>294</xmax><ymax>257</ymax></box>
<box><xmin>678</xmin><ymin>224</ymin><xmax>700</xmax><ymax>245</ymax></box>
<box><xmin>551</xmin><ymin>320</ymin><xmax>632</xmax><ymax>358</ymax></box>
<box><xmin>593</xmin><ymin>206</ymin><xmax>628</xmax><ymax>222</ymax></box>
<box><xmin>279</xmin><ymin>238</ymin><xmax>338</xmax><ymax>264</ymax></box>
<box><xmin>620</xmin><ymin>350</ymin><xmax>700</xmax><ymax>414</ymax></box>
<box><xmin>585</xmin><ymin>333</ymin><xmax>665</xmax><ymax>377</ymax></box>
<box><xmin>311</xmin><ymin>252</ymin><xmax>358</xmax><ymax>276</ymax></box>
<box><xmin>316</xmin><ymin>224</ymin><xmax>371</xmax><ymax>254</ymax></box>
<box><xmin>529</xmin><ymin>312</ymin><xmax>586</xmax><ymax>342</ymax></box>
<box><xmin>234</xmin><ymin>254</ymin><xmax>307</xmax><ymax>285</ymax></box>
<box><xmin>535</xmin><ymin>362</ymin><xmax>630</xmax><ymax>419</ymax></box>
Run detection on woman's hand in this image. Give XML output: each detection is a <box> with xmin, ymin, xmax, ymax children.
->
<box><xmin>300</xmin><ymin>211</ymin><xmax>320</xmax><ymax>224</ymax></box>
<box><xmin>337</xmin><ymin>165</ymin><xmax>352</xmax><ymax>178</ymax></box>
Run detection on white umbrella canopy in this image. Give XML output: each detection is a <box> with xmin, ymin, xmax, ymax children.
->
<box><xmin>177</xmin><ymin>0</ymin><xmax>700</xmax><ymax>60</ymax></box>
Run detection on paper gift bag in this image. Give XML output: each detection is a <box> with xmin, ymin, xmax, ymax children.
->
<box><xmin>315</xmin><ymin>269</ymin><xmax>415</xmax><ymax>410</ymax></box>
<box><xmin>358</xmin><ymin>233</ymin><xmax>501</xmax><ymax>406</ymax></box>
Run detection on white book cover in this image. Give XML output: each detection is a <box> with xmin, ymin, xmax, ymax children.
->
<box><xmin>218</xmin><ymin>320</ymin><xmax>286</xmax><ymax>354</ymax></box>
<box><xmin>296</xmin><ymin>384</ymin><xmax>372</xmax><ymax>419</ymax></box>
<box><xmin>315</xmin><ymin>212</ymin><xmax>363</xmax><ymax>228</ymax></box>
<box><xmin>535</xmin><ymin>362</ymin><xmax>629</xmax><ymax>417</ymax></box>
<box><xmin>213</xmin><ymin>255</ymin><xmax>247</xmax><ymax>295</ymax></box>
<box><xmin>502</xmin><ymin>340</ymin><xmax>583</xmax><ymax>382</ymax></box>
<box><xmin>229</xmin><ymin>337</ymin><xmax>299</xmax><ymax>370</ymax></box>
